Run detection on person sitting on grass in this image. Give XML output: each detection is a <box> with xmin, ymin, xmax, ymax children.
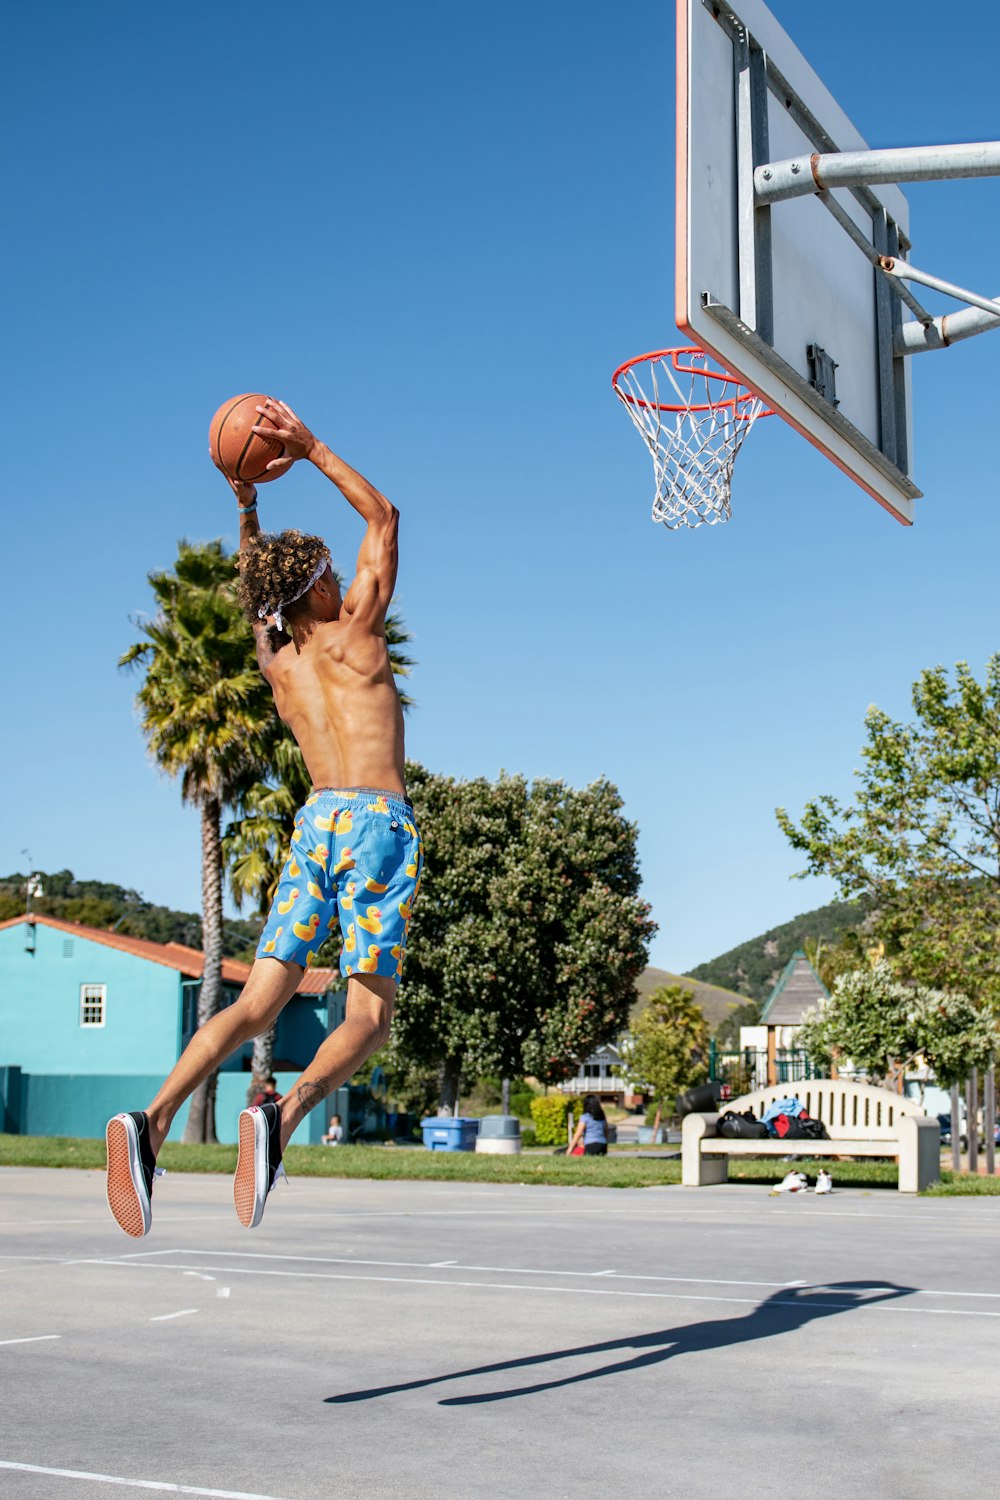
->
<box><xmin>568</xmin><ymin>1094</ymin><xmax>608</xmax><ymax>1156</ymax></box>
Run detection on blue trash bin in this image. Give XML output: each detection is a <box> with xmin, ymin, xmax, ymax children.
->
<box><xmin>419</xmin><ymin>1117</ymin><xmax>480</xmax><ymax>1151</ymax></box>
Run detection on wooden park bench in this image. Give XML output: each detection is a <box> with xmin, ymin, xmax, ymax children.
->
<box><xmin>681</xmin><ymin>1079</ymin><xmax>941</xmax><ymax>1193</ymax></box>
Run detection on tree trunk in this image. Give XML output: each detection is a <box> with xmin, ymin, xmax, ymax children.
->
<box><xmin>439</xmin><ymin>1057</ymin><xmax>462</xmax><ymax>1115</ymax></box>
<box><xmin>967</xmin><ymin>1068</ymin><xmax>979</xmax><ymax>1174</ymax></box>
<box><xmin>501</xmin><ymin>1077</ymin><xmax>511</xmax><ymax>1115</ymax></box>
<box><xmin>183</xmin><ymin>798</ymin><xmax>224</xmax><ymax>1145</ymax></box>
<box><xmin>248</xmin><ymin>1026</ymin><xmax>276</xmax><ymax>1106</ymax></box>
<box><xmin>950</xmin><ymin>1083</ymin><xmax>962</xmax><ymax>1173</ymax></box>
<box><xmin>984</xmin><ymin>1064</ymin><xmax>996</xmax><ymax>1176</ymax></box>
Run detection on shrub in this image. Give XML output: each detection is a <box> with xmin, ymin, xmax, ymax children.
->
<box><xmin>509</xmin><ymin>1085</ymin><xmax>538</xmax><ymax>1119</ymax></box>
<box><xmin>530</xmin><ymin>1094</ymin><xmax>581</xmax><ymax>1145</ymax></box>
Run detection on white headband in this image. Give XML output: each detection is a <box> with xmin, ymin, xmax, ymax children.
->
<box><xmin>259</xmin><ymin>555</ymin><xmax>330</xmax><ymax>633</ymax></box>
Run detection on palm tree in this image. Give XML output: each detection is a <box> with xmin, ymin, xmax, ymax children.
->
<box><xmin>121</xmin><ymin>539</ymin><xmax>274</xmax><ymax>1142</ymax></box>
<box><xmin>224</xmin><ymin>590</ymin><xmax>416</xmax><ymax>1090</ymax></box>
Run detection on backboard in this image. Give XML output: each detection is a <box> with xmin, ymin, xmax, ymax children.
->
<box><xmin>677</xmin><ymin>0</ymin><xmax>919</xmax><ymax>523</ymax></box>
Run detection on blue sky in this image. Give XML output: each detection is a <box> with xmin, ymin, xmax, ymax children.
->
<box><xmin>4</xmin><ymin>1</ymin><xmax>999</xmax><ymax>973</ymax></box>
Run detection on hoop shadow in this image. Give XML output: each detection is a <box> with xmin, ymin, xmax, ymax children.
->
<box><xmin>325</xmin><ymin>1281</ymin><xmax>913</xmax><ymax>1406</ymax></box>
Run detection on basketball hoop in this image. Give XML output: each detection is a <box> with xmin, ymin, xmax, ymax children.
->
<box><xmin>612</xmin><ymin>346</ymin><xmax>770</xmax><ymax>530</ymax></box>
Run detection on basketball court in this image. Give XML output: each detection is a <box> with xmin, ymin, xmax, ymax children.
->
<box><xmin>2</xmin><ymin>1167</ymin><xmax>999</xmax><ymax>1500</ymax></box>
<box><xmin>6</xmin><ymin>5</ymin><xmax>1000</xmax><ymax>1498</ymax></box>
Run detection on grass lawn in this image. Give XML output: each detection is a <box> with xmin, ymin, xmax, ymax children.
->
<box><xmin>2</xmin><ymin>1133</ymin><xmax>997</xmax><ymax>1193</ymax></box>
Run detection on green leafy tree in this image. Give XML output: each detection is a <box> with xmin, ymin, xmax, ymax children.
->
<box><xmin>626</xmin><ymin>985</ymin><xmax>708</xmax><ymax>1133</ymax></box>
<box><xmin>121</xmin><ymin>539</ymin><xmax>273</xmax><ymax>1142</ymax></box>
<box><xmin>777</xmin><ymin>658</ymin><xmax>1000</xmax><ymax>1010</ymax></box>
<box><xmin>803</xmin><ymin>929</ymin><xmax>871</xmax><ymax>995</ymax></box>
<box><xmin>798</xmin><ymin>961</ymin><xmax>998</xmax><ymax>1090</ymax></box>
<box><xmin>389</xmin><ymin>766</ymin><xmax>657</xmax><ymax>1108</ymax></box>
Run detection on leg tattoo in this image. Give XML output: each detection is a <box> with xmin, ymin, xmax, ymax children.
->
<box><xmin>294</xmin><ymin>1078</ymin><xmax>331</xmax><ymax>1114</ymax></box>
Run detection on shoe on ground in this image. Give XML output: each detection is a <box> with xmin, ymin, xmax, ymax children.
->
<box><xmin>235</xmin><ymin>1101</ymin><xmax>284</xmax><ymax>1228</ymax></box>
<box><xmin>106</xmin><ymin>1110</ymin><xmax>158</xmax><ymax>1237</ymax></box>
<box><xmin>815</xmin><ymin>1170</ymin><xmax>833</xmax><ymax>1195</ymax></box>
<box><xmin>771</xmin><ymin>1170</ymin><xmax>809</xmax><ymax>1195</ymax></box>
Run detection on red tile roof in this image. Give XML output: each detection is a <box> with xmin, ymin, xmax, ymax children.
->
<box><xmin>0</xmin><ymin>914</ymin><xmax>338</xmax><ymax>994</ymax></box>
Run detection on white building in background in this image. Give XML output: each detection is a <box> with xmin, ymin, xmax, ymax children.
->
<box><xmin>561</xmin><ymin>1040</ymin><xmax>650</xmax><ymax>1109</ymax></box>
<box><xmin>562</xmin><ymin>1041</ymin><xmax>631</xmax><ymax>1102</ymax></box>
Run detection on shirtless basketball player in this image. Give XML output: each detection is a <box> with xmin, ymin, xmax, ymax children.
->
<box><xmin>106</xmin><ymin>399</ymin><xmax>421</xmax><ymax>1236</ymax></box>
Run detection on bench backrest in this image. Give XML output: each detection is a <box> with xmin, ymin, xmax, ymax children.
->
<box><xmin>722</xmin><ymin>1080</ymin><xmax>924</xmax><ymax>1140</ymax></box>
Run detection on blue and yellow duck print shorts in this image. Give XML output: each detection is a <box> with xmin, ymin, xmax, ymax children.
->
<box><xmin>256</xmin><ymin>787</ymin><xmax>422</xmax><ymax>981</ymax></box>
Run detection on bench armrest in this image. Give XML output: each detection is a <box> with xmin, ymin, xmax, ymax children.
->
<box><xmin>682</xmin><ymin>1111</ymin><xmax>721</xmax><ymax>1144</ymax></box>
<box><xmin>682</xmin><ymin>1111</ymin><xmax>725</xmax><ymax>1186</ymax></box>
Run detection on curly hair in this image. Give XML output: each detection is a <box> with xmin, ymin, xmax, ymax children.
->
<box><xmin>237</xmin><ymin>530</ymin><xmax>332</xmax><ymax>635</ymax></box>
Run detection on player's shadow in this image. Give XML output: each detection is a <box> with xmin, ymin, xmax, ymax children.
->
<box><xmin>325</xmin><ymin>1281</ymin><xmax>913</xmax><ymax>1406</ymax></box>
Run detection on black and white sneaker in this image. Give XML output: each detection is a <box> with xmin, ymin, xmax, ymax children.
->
<box><xmin>234</xmin><ymin>1101</ymin><xmax>284</xmax><ymax>1228</ymax></box>
<box><xmin>106</xmin><ymin>1111</ymin><xmax>159</xmax><ymax>1237</ymax></box>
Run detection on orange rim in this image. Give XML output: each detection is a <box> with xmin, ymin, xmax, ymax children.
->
<box><xmin>612</xmin><ymin>346</ymin><xmax>772</xmax><ymax>416</ymax></box>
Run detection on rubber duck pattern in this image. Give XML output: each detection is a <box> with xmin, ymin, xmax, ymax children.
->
<box><xmin>255</xmin><ymin>787</ymin><xmax>423</xmax><ymax>978</ymax></box>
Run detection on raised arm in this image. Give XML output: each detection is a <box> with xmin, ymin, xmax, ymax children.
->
<box><xmin>223</xmin><ymin>474</ymin><xmax>277</xmax><ymax>670</ymax></box>
<box><xmin>252</xmin><ymin>398</ymin><xmax>399</xmax><ymax>625</ymax></box>
<box><xmin>230</xmin><ymin>475</ymin><xmax>261</xmax><ymax>555</ymax></box>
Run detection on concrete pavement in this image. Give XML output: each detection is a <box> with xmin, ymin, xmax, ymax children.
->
<box><xmin>0</xmin><ymin>1166</ymin><xmax>997</xmax><ymax>1499</ymax></box>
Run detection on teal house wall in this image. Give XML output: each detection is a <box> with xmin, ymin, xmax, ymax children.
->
<box><xmin>0</xmin><ymin>915</ymin><xmax>340</xmax><ymax>1144</ymax></box>
<box><xmin>1</xmin><ymin>919</ymin><xmax>183</xmax><ymax>1075</ymax></box>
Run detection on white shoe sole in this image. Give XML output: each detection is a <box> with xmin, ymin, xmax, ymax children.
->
<box><xmin>234</xmin><ymin>1108</ymin><xmax>269</xmax><ymax>1228</ymax></box>
<box><xmin>106</xmin><ymin>1114</ymin><xmax>151</xmax><ymax>1237</ymax></box>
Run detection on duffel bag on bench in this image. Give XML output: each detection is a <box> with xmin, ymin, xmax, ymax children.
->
<box><xmin>717</xmin><ymin>1110</ymin><xmax>769</xmax><ymax>1140</ymax></box>
<box><xmin>773</xmin><ymin>1112</ymin><xmax>829</xmax><ymax>1141</ymax></box>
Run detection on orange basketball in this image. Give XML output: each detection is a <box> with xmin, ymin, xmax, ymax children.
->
<box><xmin>209</xmin><ymin>393</ymin><xmax>286</xmax><ymax>484</ymax></box>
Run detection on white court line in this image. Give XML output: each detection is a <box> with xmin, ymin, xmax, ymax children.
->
<box><xmin>149</xmin><ymin>1309</ymin><xmax>198</xmax><ymax>1322</ymax></box>
<box><xmin>126</xmin><ymin>1248</ymin><xmax>801</xmax><ymax>1289</ymax></box>
<box><xmin>72</xmin><ymin>1259</ymin><xmax>1000</xmax><ymax>1317</ymax></box>
<box><xmin>0</xmin><ymin>1460</ymin><xmax>295</xmax><ymax>1498</ymax></box>
<box><xmin>119</xmin><ymin>1249</ymin><xmax>187</xmax><ymax>1258</ymax></box>
<box><xmin>0</xmin><ymin>1335</ymin><xmax>61</xmax><ymax>1346</ymax></box>
<box><xmin>124</xmin><ymin>1249</ymin><xmax>1000</xmax><ymax>1299</ymax></box>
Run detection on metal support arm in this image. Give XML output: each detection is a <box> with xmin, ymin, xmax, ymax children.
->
<box><xmin>880</xmin><ymin>259</ymin><xmax>1000</xmax><ymax>354</ymax></box>
<box><xmin>755</xmin><ymin>141</ymin><xmax>1000</xmax><ymax>206</ymax></box>
<box><xmin>879</xmin><ymin>257</ymin><xmax>1000</xmax><ymax>322</ymax></box>
<box><xmin>807</xmin><ymin>189</ymin><xmax>1000</xmax><ymax>357</ymax></box>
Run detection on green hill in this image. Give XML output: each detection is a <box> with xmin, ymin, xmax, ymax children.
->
<box><xmin>631</xmin><ymin>966</ymin><xmax>748</xmax><ymax>1033</ymax></box>
<box><xmin>686</xmin><ymin>898</ymin><xmax>861</xmax><ymax>1004</ymax></box>
<box><xmin>0</xmin><ymin>868</ymin><xmax>261</xmax><ymax>963</ymax></box>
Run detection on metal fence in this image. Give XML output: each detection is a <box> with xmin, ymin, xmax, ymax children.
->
<box><xmin>708</xmin><ymin>1044</ymin><xmax>825</xmax><ymax>1093</ymax></box>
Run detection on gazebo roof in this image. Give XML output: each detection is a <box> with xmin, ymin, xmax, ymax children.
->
<box><xmin>760</xmin><ymin>950</ymin><xmax>829</xmax><ymax>1027</ymax></box>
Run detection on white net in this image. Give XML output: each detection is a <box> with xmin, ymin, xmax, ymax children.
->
<box><xmin>613</xmin><ymin>347</ymin><xmax>767</xmax><ymax>530</ymax></box>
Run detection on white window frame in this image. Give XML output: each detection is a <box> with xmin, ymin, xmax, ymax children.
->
<box><xmin>80</xmin><ymin>983</ymin><xmax>106</xmax><ymax>1028</ymax></box>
